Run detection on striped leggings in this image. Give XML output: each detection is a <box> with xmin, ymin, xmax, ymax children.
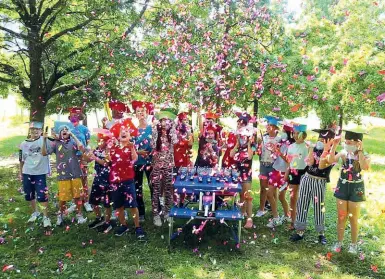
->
<box><xmin>150</xmin><ymin>166</ymin><xmax>173</xmax><ymax>217</ymax></box>
<box><xmin>294</xmin><ymin>174</ymin><xmax>326</xmax><ymax>233</ymax></box>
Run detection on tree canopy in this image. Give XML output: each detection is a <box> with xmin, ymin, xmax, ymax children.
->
<box><xmin>1</xmin><ymin>0</ymin><xmax>384</xmax><ymax>126</ymax></box>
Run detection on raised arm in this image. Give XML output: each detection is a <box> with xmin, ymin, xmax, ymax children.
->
<box><xmin>357</xmin><ymin>141</ymin><xmax>370</xmax><ymax>170</ymax></box>
<box><xmin>69</xmin><ymin>131</ymin><xmax>85</xmax><ymax>152</ymax></box>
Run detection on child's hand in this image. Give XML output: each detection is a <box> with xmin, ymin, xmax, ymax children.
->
<box><xmin>19</xmin><ymin>172</ymin><xmax>23</xmax><ymax>182</ymax></box>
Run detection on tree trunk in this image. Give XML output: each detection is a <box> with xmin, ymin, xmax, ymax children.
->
<box><xmin>338</xmin><ymin>110</ymin><xmax>343</xmax><ymax>135</ymax></box>
<box><xmin>29</xmin><ymin>98</ymin><xmax>47</xmax><ymax>124</ymax></box>
<box><xmin>83</xmin><ymin>113</ymin><xmax>88</xmax><ymax>127</ymax></box>
<box><xmin>253</xmin><ymin>97</ymin><xmax>259</xmax><ymax>128</ymax></box>
<box><xmin>28</xmin><ymin>23</ymin><xmax>45</xmax><ymax>124</ymax></box>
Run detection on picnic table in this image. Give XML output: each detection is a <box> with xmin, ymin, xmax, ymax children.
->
<box><xmin>169</xmin><ymin>174</ymin><xmax>244</xmax><ymax>246</ymax></box>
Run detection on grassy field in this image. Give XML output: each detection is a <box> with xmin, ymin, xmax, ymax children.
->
<box><xmin>0</xmin><ymin>129</ymin><xmax>384</xmax><ymax>279</ymax></box>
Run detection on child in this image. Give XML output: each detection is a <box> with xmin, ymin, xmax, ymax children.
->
<box><xmin>286</xmin><ymin>124</ymin><xmax>308</xmax><ymax>230</ymax></box>
<box><xmin>42</xmin><ymin>125</ymin><xmax>87</xmax><ymax>226</ymax></box>
<box><xmin>132</xmin><ymin>100</ymin><xmax>154</xmax><ymax>222</ymax></box>
<box><xmin>88</xmin><ymin>132</ymin><xmax>113</xmax><ymax>233</ymax></box>
<box><xmin>229</xmin><ymin>113</ymin><xmax>254</xmax><ymax>228</ymax></box>
<box><xmin>68</xmin><ymin>107</ymin><xmax>93</xmax><ymax>213</ymax></box>
<box><xmin>150</xmin><ymin>109</ymin><xmax>178</xmax><ymax>227</ymax></box>
<box><xmin>19</xmin><ymin>121</ymin><xmax>51</xmax><ymax>228</ymax></box>
<box><xmin>290</xmin><ymin>129</ymin><xmax>337</xmax><ymax>245</ymax></box>
<box><xmin>105</xmin><ymin>100</ymin><xmax>131</xmax><ymax>129</ymax></box>
<box><xmin>267</xmin><ymin>124</ymin><xmax>294</xmax><ymax>228</ymax></box>
<box><xmin>195</xmin><ymin>126</ymin><xmax>220</xmax><ymax>168</ymax></box>
<box><xmin>107</xmin><ymin>119</ymin><xmax>146</xmax><ymax>240</ymax></box>
<box><xmin>174</xmin><ymin>112</ymin><xmax>194</xmax><ymax>170</ymax></box>
<box><xmin>327</xmin><ymin>131</ymin><xmax>370</xmax><ymax>254</ymax></box>
<box><xmin>256</xmin><ymin>116</ymin><xmax>281</xmax><ymax>218</ymax></box>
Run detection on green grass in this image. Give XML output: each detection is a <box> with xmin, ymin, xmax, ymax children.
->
<box><xmin>0</xmin><ymin>130</ymin><xmax>385</xmax><ymax>278</ymax></box>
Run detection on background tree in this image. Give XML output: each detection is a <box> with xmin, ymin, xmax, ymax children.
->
<box><xmin>0</xmin><ymin>0</ymin><xmax>149</xmax><ymax>123</ymax></box>
<box><xmin>297</xmin><ymin>0</ymin><xmax>385</xmax><ymax>127</ymax></box>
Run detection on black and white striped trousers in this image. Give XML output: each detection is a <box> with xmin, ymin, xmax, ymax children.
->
<box><xmin>294</xmin><ymin>174</ymin><xmax>326</xmax><ymax>233</ymax></box>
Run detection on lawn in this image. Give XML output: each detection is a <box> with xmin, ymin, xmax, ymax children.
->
<box><xmin>0</xmin><ymin>128</ymin><xmax>384</xmax><ymax>279</ymax></box>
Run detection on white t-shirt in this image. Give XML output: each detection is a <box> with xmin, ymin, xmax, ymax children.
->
<box><xmin>287</xmin><ymin>142</ymin><xmax>308</xmax><ymax>170</ymax></box>
<box><xmin>273</xmin><ymin>144</ymin><xmax>288</xmax><ymax>172</ymax></box>
<box><xmin>20</xmin><ymin>137</ymin><xmax>50</xmax><ymax>175</ymax></box>
<box><xmin>260</xmin><ymin>135</ymin><xmax>280</xmax><ymax>163</ymax></box>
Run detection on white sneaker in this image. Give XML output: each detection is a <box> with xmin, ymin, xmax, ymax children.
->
<box><xmin>256</xmin><ymin>210</ymin><xmax>267</xmax><ymax>218</ymax></box>
<box><xmin>43</xmin><ymin>216</ymin><xmax>52</xmax><ymax>228</ymax></box>
<box><xmin>280</xmin><ymin>216</ymin><xmax>292</xmax><ymax>223</ymax></box>
<box><xmin>84</xmin><ymin>202</ymin><xmax>93</xmax><ymax>212</ymax></box>
<box><xmin>266</xmin><ymin>217</ymin><xmax>282</xmax><ymax>228</ymax></box>
<box><xmin>153</xmin><ymin>215</ymin><xmax>162</xmax><ymax>227</ymax></box>
<box><xmin>332</xmin><ymin>242</ymin><xmax>342</xmax><ymax>252</ymax></box>
<box><xmin>28</xmin><ymin>212</ymin><xmax>40</xmax><ymax>222</ymax></box>
<box><xmin>159</xmin><ymin>197</ymin><xmax>165</xmax><ymax>207</ymax></box>
<box><xmin>348</xmin><ymin>243</ymin><xmax>358</xmax><ymax>254</ymax></box>
<box><xmin>67</xmin><ymin>203</ymin><xmax>76</xmax><ymax>214</ymax></box>
<box><xmin>77</xmin><ymin>214</ymin><xmax>87</xmax><ymax>224</ymax></box>
<box><xmin>56</xmin><ymin>214</ymin><xmax>64</xmax><ymax>226</ymax></box>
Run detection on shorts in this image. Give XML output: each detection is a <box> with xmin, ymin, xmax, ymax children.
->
<box><xmin>288</xmin><ymin>169</ymin><xmax>306</xmax><ymax>185</ymax></box>
<box><xmin>58</xmin><ymin>178</ymin><xmax>83</xmax><ymax>202</ymax></box>
<box><xmin>111</xmin><ymin>179</ymin><xmax>138</xmax><ymax>209</ymax></box>
<box><xmin>89</xmin><ymin>178</ymin><xmax>112</xmax><ymax>208</ymax></box>
<box><xmin>334</xmin><ymin>178</ymin><xmax>365</xmax><ymax>202</ymax></box>
<box><xmin>239</xmin><ymin>167</ymin><xmax>252</xmax><ymax>183</ymax></box>
<box><xmin>269</xmin><ymin>170</ymin><xmax>285</xmax><ymax>187</ymax></box>
<box><xmin>22</xmin><ymin>174</ymin><xmax>48</xmax><ymax>202</ymax></box>
<box><xmin>259</xmin><ymin>162</ymin><xmax>274</xmax><ymax>180</ymax></box>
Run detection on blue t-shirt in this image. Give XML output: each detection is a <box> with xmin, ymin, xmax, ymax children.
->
<box><xmin>71</xmin><ymin>124</ymin><xmax>90</xmax><ymax>147</ymax></box>
<box><xmin>134</xmin><ymin>126</ymin><xmax>153</xmax><ymax>166</ymax></box>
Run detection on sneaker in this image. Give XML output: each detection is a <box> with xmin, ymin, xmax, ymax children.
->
<box><xmin>88</xmin><ymin>217</ymin><xmax>105</xmax><ymax>229</ymax></box>
<box><xmin>139</xmin><ymin>215</ymin><xmax>145</xmax><ymax>223</ymax></box>
<box><xmin>114</xmin><ymin>225</ymin><xmax>128</xmax><ymax>236</ymax></box>
<box><xmin>280</xmin><ymin>216</ymin><xmax>292</xmax><ymax>223</ymax></box>
<box><xmin>348</xmin><ymin>243</ymin><xmax>358</xmax><ymax>254</ymax></box>
<box><xmin>56</xmin><ymin>214</ymin><xmax>64</xmax><ymax>226</ymax></box>
<box><xmin>255</xmin><ymin>210</ymin><xmax>267</xmax><ymax>217</ymax></box>
<box><xmin>97</xmin><ymin>222</ymin><xmax>113</xmax><ymax>234</ymax></box>
<box><xmin>153</xmin><ymin>215</ymin><xmax>162</xmax><ymax>227</ymax></box>
<box><xmin>77</xmin><ymin>214</ymin><xmax>87</xmax><ymax>224</ymax></box>
<box><xmin>290</xmin><ymin>233</ymin><xmax>304</xmax><ymax>242</ymax></box>
<box><xmin>135</xmin><ymin>227</ymin><xmax>147</xmax><ymax>241</ymax></box>
<box><xmin>244</xmin><ymin>218</ymin><xmax>253</xmax><ymax>229</ymax></box>
<box><xmin>28</xmin><ymin>212</ymin><xmax>40</xmax><ymax>222</ymax></box>
<box><xmin>84</xmin><ymin>202</ymin><xmax>93</xmax><ymax>212</ymax></box>
<box><xmin>43</xmin><ymin>216</ymin><xmax>52</xmax><ymax>228</ymax></box>
<box><xmin>318</xmin><ymin>235</ymin><xmax>327</xmax><ymax>245</ymax></box>
<box><xmin>332</xmin><ymin>242</ymin><xmax>342</xmax><ymax>253</ymax></box>
<box><xmin>266</xmin><ymin>217</ymin><xmax>282</xmax><ymax>228</ymax></box>
<box><xmin>159</xmin><ymin>197</ymin><xmax>165</xmax><ymax>207</ymax></box>
<box><xmin>67</xmin><ymin>203</ymin><xmax>76</xmax><ymax>214</ymax></box>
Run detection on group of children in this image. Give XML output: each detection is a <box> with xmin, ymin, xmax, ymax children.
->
<box><xmin>19</xmin><ymin>102</ymin><xmax>370</xmax><ymax>252</ymax></box>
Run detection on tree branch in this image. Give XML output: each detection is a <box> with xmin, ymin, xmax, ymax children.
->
<box><xmin>46</xmin><ymin>63</ymin><xmax>85</xmax><ymax>92</ymax></box>
<box><xmin>40</xmin><ymin>3</ymin><xmax>67</xmax><ymax>39</ymax></box>
<box><xmin>43</xmin><ymin>17</ymin><xmax>95</xmax><ymax>47</ymax></box>
<box><xmin>37</xmin><ymin>0</ymin><xmax>45</xmax><ymax>17</ymax></box>
<box><xmin>11</xmin><ymin>0</ymin><xmax>30</xmax><ymax>23</ymax></box>
<box><xmin>122</xmin><ymin>0</ymin><xmax>150</xmax><ymax>38</ymax></box>
<box><xmin>49</xmin><ymin>67</ymin><xmax>100</xmax><ymax>97</ymax></box>
<box><xmin>39</xmin><ymin>0</ymin><xmax>64</xmax><ymax>24</ymax></box>
<box><xmin>0</xmin><ymin>26</ymin><xmax>29</xmax><ymax>40</ymax></box>
<box><xmin>0</xmin><ymin>3</ymin><xmax>13</xmax><ymax>11</ymax></box>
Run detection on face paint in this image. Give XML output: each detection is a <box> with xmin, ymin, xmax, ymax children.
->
<box><xmin>69</xmin><ymin>116</ymin><xmax>79</xmax><ymax>123</ymax></box>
